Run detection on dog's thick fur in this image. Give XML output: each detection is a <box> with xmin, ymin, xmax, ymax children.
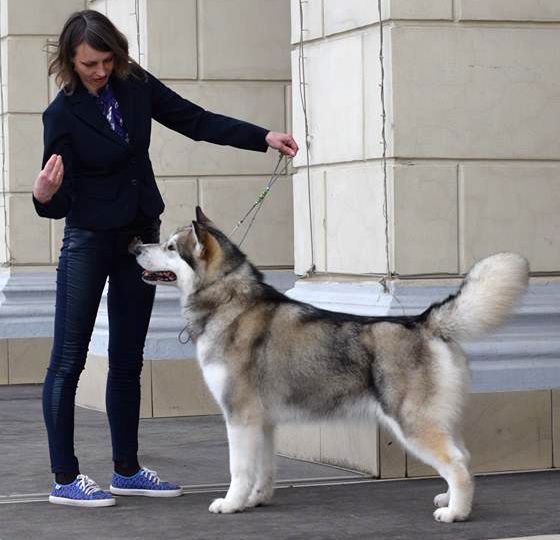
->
<box><xmin>133</xmin><ymin>207</ymin><xmax>529</xmax><ymax>522</ymax></box>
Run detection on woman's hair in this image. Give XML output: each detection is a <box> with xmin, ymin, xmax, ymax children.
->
<box><xmin>48</xmin><ymin>10</ymin><xmax>144</xmax><ymax>95</ymax></box>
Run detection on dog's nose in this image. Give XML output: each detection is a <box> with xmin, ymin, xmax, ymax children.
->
<box><xmin>128</xmin><ymin>237</ymin><xmax>143</xmax><ymax>255</ymax></box>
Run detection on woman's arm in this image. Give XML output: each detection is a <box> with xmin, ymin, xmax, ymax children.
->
<box><xmin>147</xmin><ymin>72</ymin><xmax>289</xmax><ymax>154</ymax></box>
<box><xmin>32</xmin><ymin>109</ymin><xmax>74</xmax><ymax>219</ymax></box>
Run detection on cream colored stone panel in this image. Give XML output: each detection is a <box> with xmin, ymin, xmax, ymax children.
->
<box><xmin>152</xmin><ymin>359</ymin><xmax>220</xmax><ymax>417</ymax></box>
<box><xmin>325</xmin><ymin>164</ymin><xmax>389</xmax><ymax>274</ymax></box>
<box><xmin>389</xmin><ymin>0</ymin><xmax>452</xmax><ymax>20</ymax></box>
<box><xmin>156</xmin><ymin>178</ymin><xmax>198</xmax><ymax>241</ymax></box>
<box><xmin>460</xmin><ymin>164</ymin><xmax>560</xmax><ymax>273</ymax></box>
<box><xmin>150</xmin><ymin>82</ymin><xmax>283</xmax><ymax>176</ymax></box>
<box><xmin>106</xmin><ymin>0</ymin><xmax>143</xmax><ymax>62</ymax></box>
<box><xmin>553</xmin><ymin>390</ymin><xmax>559</xmax><ymax>468</ymax></box>
<box><xmin>145</xmin><ymin>0</ymin><xmax>196</xmax><ymax>79</ymax></box>
<box><xmin>200</xmin><ymin>0</ymin><xmax>290</xmax><ymax>80</ymax></box>
<box><xmin>290</xmin><ymin>0</ymin><xmax>323</xmax><ymax>44</ymax></box>
<box><xmin>0</xmin><ymin>340</ymin><xmax>8</xmax><ymax>384</ymax></box>
<box><xmin>363</xmin><ymin>28</ymin><xmax>394</xmax><ymax>160</ymax></box>
<box><xmin>77</xmin><ymin>354</ymin><xmax>153</xmax><ymax>418</ymax></box>
<box><xmin>458</xmin><ymin>0</ymin><xmax>560</xmax><ymax>21</ymax></box>
<box><xmin>379</xmin><ymin>425</ymin><xmax>406</xmax><ymax>478</ymax></box>
<box><xmin>1</xmin><ymin>0</ymin><xmax>85</xmax><ymax>37</ymax></box>
<box><xmin>293</xmin><ymin>169</ymin><xmax>326</xmax><ymax>275</ymax></box>
<box><xmin>8</xmin><ymin>194</ymin><xmax>51</xmax><ymax>264</ymax></box>
<box><xmin>76</xmin><ymin>354</ymin><xmax>108</xmax><ymax>413</ymax></box>
<box><xmin>393</xmin><ymin>163</ymin><xmax>458</xmax><ymax>275</ymax></box>
<box><xmin>392</xmin><ymin>26</ymin><xmax>560</xmax><ymax>159</ymax></box>
<box><xmin>407</xmin><ymin>391</ymin><xmax>553</xmax><ymax>476</ymax></box>
<box><xmin>7</xmin><ymin>337</ymin><xmax>51</xmax><ymax>384</ymax></box>
<box><xmin>324</xmin><ymin>0</ymin><xmax>379</xmax><ymax>35</ymax></box>
<box><xmin>291</xmin><ymin>36</ymin><xmax>364</xmax><ymax>168</ymax></box>
<box><xmin>320</xmin><ymin>421</ymin><xmax>378</xmax><ymax>475</ymax></box>
<box><xmin>6</xmin><ymin>114</ymin><xmax>43</xmax><ymax>192</ymax></box>
<box><xmin>199</xmin><ymin>175</ymin><xmax>293</xmax><ymax>267</ymax></box>
<box><xmin>2</xmin><ymin>37</ymin><xmax>48</xmax><ymax>113</ymax></box>
<box><xmin>276</xmin><ymin>424</ymin><xmax>322</xmax><ymax>462</ymax></box>
<box><xmin>88</xmin><ymin>0</ymin><xmax>108</xmax><ymax>15</ymax></box>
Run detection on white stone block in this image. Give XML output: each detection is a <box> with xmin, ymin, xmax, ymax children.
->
<box><xmin>324</xmin><ymin>0</ymin><xmax>380</xmax><ymax>36</ymax></box>
<box><xmin>2</xmin><ymin>37</ymin><xmax>49</xmax><ymax>113</ymax></box>
<box><xmin>392</xmin><ymin>26</ymin><xmax>560</xmax><ymax>160</ymax></box>
<box><xmin>325</xmin><ymin>163</ymin><xmax>389</xmax><ymax>274</ymax></box>
<box><xmin>5</xmin><ymin>114</ymin><xmax>44</xmax><ymax>192</ymax></box>
<box><xmin>200</xmin><ymin>0</ymin><xmax>290</xmax><ymax>80</ymax></box>
<box><xmin>1</xmin><ymin>0</ymin><xmax>85</xmax><ymax>37</ymax></box>
<box><xmin>363</xmin><ymin>27</ymin><xmax>394</xmax><ymax>160</ymax></box>
<box><xmin>145</xmin><ymin>0</ymin><xmax>197</xmax><ymax>79</ymax></box>
<box><xmin>458</xmin><ymin>0</ymin><xmax>560</xmax><ymax>21</ymax></box>
<box><xmin>8</xmin><ymin>194</ymin><xmax>51</xmax><ymax>264</ymax></box>
<box><xmin>199</xmin><ymin>175</ymin><xmax>293</xmax><ymax>267</ymax></box>
<box><xmin>393</xmin><ymin>163</ymin><xmax>458</xmax><ymax>275</ymax></box>
<box><xmin>290</xmin><ymin>0</ymin><xmax>323</xmax><ymax>44</ymax></box>
<box><xmin>150</xmin><ymin>82</ymin><xmax>284</xmax><ymax>176</ymax></box>
<box><xmin>460</xmin><ymin>164</ymin><xmax>560</xmax><ymax>273</ymax></box>
<box><xmin>291</xmin><ymin>35</ymin><xmax>364</xmax><ymax>168</ymax></box>
<box><xmin>156</xmin><ymin>178</ymin><xmax>198</xmax><ymax>241</ymax></box>
<box><xmin>293</xmin><ymin>169</ymin><xmax>326</xmax><ymax>274</ymax></box>
<box><xmin>107</xmin><ymin>0</ymin><xmax>144</xmax><ymax>64</ymax></box>
<box><xmin>88</xmin><ymin>0</ymin><xmax>107</xmax><ymax>15</ymax></box>
<box><xmin>389</xmin><ymin>0</ymin><xmax>452</xmax><ymax>20</ymax></box>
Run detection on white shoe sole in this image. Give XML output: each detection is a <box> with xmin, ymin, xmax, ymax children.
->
<box><xmin>110</xmin><ymin>486</ymin><xmax>182</xmax><ymax>497</ymax></box>
<box><xmin>49</xmin><ymin>495</ymin><xmax>116</xmax><ymax>507</ymax></box>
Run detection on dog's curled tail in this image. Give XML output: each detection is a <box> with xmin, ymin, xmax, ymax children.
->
<box><xmin>422</xmin><ymin>252</ymin><xmax>529</xmax><ymax>342</ymax></box>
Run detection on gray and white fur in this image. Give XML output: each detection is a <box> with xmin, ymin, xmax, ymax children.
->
<box><xmin>132</xmin><ymin>207</ymin><xmax>529</xmax><ymax>522</ymax></box>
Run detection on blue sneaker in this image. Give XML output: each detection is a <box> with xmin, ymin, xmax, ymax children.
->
<box><xmin>49</xmin><ymin>474</ymin><xmax>116</xmax><ymax>507</ymax></box>
<box><xmin>110</xmin><ymin>467</ymin><xmax>182</xmax><ymax>497</ymax></box>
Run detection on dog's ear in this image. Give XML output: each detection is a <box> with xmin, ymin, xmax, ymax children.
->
<box><xmin>191</xmin><ymin>220</ymin><xmax>205</xmax><ymax>256</ymax></box>
<box><xmin>195</xmin><ymin>206</ymin><xmax>215</xmax><ymax>227</ymax></box>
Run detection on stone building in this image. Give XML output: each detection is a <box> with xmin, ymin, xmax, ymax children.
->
<box><xmin>0</xmin><ymin>0</ymin><xmax>558</xmax><ymax>478</ymax></box>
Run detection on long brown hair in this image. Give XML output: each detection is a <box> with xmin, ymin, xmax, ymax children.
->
<box><xmin>48</xmin><ymin>10</ymin><xmax>144</xmax><ymax>95</ymax></box>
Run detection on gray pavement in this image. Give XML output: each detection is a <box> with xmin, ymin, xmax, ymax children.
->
<box><xmin>1</xmin><ymin>385</ymin><xmax>559</xmax><ymax>540</ymax></box>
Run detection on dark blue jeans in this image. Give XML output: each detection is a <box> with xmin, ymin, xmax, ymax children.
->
<box><xmin>43</xmin><ymin>218</ymin><xmax>160</xmax><ymax>474</ymax></box>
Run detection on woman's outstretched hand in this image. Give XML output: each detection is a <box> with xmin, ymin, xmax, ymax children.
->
<box><xmin>33</xmin><ymin>154</ymin><xmax>64</xmax><ymax>204</ymax></box>
<box><xmin>265</xmin><ymin>131</ymin><xmax>299</xmax><ymax>158</ymax></box>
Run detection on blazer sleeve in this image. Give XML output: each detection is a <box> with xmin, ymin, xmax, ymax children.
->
<box><xmin>147</xmin><ymin>72</ymin><xmax>270</xmax><ymax>153</ymax></box>
<box><xmin>32</xmin><ymin>108</ymin><xmax>74</xmax><ymax>219</ymax></box>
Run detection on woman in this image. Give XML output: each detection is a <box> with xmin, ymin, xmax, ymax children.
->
<box><xmin>32</xmin><ymin>9</ymin><xmax>298</xmax><ymax>508</ymax></box>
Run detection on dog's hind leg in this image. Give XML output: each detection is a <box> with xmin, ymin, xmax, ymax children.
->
<box><xmin>404</xmin><ymin>429</ymin><xmax>473</xmax><ymax>523</ymax></box>
<box><xmin>246</xmin><ymin>423</ymin><xmax>276</xmax><ymax>508</ymax></box>
<box><xmin>209</xmin><ymin>421</ymin><xmax>261</xmax><ymax>514</ymax></box>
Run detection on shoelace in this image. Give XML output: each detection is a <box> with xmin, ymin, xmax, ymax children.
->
<box><xmin>76</xmin><ymin>474</ymin><xmax>102</xmax><ymax>496</ymax></box>
<box><xmin>140</xmin><ymin>467</ymin><xmax>161</xmax><ymax>485</ymax></box>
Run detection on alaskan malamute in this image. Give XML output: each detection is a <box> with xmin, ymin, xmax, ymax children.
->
<box><xmin>132</xmin><ymin>207</ymin><xmax>529</xmax><ymax>522</ymax></box>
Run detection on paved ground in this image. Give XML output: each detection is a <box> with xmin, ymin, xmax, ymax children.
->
<box><xmin>1</xmin><ymin>385</ymin><xmax>559</xmax><ymax>540</ymax></box>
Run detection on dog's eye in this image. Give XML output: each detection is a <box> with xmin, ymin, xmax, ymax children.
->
<box><xmin>167</xmin><ymin>244</ymin><xmax>176</xmax><ymax>251</ymax></box>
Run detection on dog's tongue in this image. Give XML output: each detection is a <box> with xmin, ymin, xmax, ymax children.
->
<box><xmin>142</xmin><ymin>270</ymin><xmax>176</xmax><ymax>282</ymax></box>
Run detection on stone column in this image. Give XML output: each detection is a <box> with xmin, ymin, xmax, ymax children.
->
<box><xmin>278</xmin><ymin>0</ymin><xmax>560</xmax><ymax>476</ymax></box>
<box><xmin>0</xmin><ymin>0</ymin><xmax>85</xmax><ymax>385</ymax></box>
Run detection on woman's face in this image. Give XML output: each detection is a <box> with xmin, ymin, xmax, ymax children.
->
<box><xmin>72</xmin><ymin>42</ymin><xmax>114</xmax><ymax>95</ymax></box>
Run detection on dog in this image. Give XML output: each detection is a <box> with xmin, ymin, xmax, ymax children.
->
<box><xmin>132</xmin><ymin>206</ymin><xmax>529</xmax><ymax>522</ymax></box>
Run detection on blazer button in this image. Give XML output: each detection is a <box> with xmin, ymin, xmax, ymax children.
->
<box><xmin>131</xmin><ymin>179</ymin><xmax>138</xmax><ymax>185</ymax></box>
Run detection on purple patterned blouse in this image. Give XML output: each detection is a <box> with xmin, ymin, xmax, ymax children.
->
<box><xmin>95</xmin><ymin>84</ymin><xmax>129</xmax><ymax>143</ymax></box>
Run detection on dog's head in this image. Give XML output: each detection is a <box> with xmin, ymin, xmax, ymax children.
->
<box><xmin>131</xmin><ymin>206</ymin><xmax>248</xmax><ymax>295</ymax></box>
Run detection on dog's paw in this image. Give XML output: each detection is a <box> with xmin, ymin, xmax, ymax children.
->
<box><xmin>433</xmin><ymin>492</ymin><xmax>450</xmax><ymax>508</ymax></box>
<box><xmin>246</xmin><ymin>487</ymin><xmax>274</xmax><ymax>508</ymax></box>
<box><xmin>208</xmin><ymin>498</ymin><xmax>244</xmax><ymax>514</ymax></box>
<box><xmin>433</xmin><ymin>507</ymin><xmax>469</xmax><ymax>523</ymax></box>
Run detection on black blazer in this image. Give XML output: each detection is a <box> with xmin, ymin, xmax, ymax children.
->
<box><xmin>33</xmin><ymin>70</ymin><xmax>270</xmax><ymax>230</ymax></box>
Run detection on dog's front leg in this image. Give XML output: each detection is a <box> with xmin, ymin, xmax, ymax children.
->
<box><xmin>209</xmin><ymin>422</ymin><xmax>259</xmax><ymax>514</ymax></box>
<box><xmin>246</xmin><ymin>424</ymin><xmax>276</xmax><ymax>507</ymax></box>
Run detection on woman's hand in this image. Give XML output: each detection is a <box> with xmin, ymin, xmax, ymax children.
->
<box><xmin>265</xmin><ymin>131</ymin><xmax>299</xmax><ymax>157</ymax></box>
<box><xmin>33</xmin><ymin>154</ymin><xmax>64</xmax><ymax>204</ymax></box>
